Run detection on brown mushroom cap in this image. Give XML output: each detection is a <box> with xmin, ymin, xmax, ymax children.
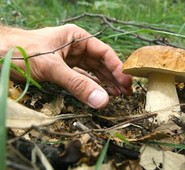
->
<box><xmin>122</xmin><ymin>45</ymin><xmax>185</xmax><ymax>82</ymax></box>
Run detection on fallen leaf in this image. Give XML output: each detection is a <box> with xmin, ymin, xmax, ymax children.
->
<box><xmin>69</xmin><ymin>162</ymin><xmax>116</xmax><ymax>170</ymax></box>
<box><xmin>40</xmin><ymin>95</ymin><xmax>65</xmax><ymax>116</ymax></box>
<box><xmin>173</xmin><ymin>112</ymin><xmax>185</xmax><ymax>130</ymax></box>
<box><xmin>118</xmin><ymin>160</ymin><xmax>142</xmax><ymax>170</ymax></box>
<box><xmin>9</xmin><ymin>80</ymin><xmax>29</xmax><ymax>103</ymax></box>
<box><xmin>129</xmin><ymin>131</ymin><xmax>169</xmax><ymax>142</ymax></box>
<box><xmin>156</xmin><ymin>120</ymin><xmax>182</xmax><ymax>135</ymax></box>
<box><xmin>140</xmin><ymin>145</ymin><xmax>185</xmax><ymax>170</ymax></box>
<box><xmin>6</xmin><ymin>98</ymin><xmax>89</xmax><ymax>128</ymax></box>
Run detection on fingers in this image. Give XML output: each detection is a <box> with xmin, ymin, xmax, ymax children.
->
<box><xmin>91</xmin><ymin>63</ymin><xmax>133</xmax><ymax>95</ymax></box>
<box><xmin>73</xmin><ymin>67</ymin><xmax>132</xmax><ymax>96</ymax></box>
<box><xmin>72</xmin><ymin>28</ymin><xmax>133</xmax><ymax>95</ymax></box>
<box><xmin>58</xmin><ymin>24</ymin><xmax>132</xmax><ymax>96</ymax></box>
<box><xmin>73</xmin><ymin>67</ymin><xmax>101</xmax><ymax>84</ymax></box>
<box><xmin>111</xmin><ymin>64</ymin><xmax>133</xmax><ymax>95</ymax></box>
<box><xmin>49</xmin><ymin>60</ymin><xmax>109</xmax><ymax>109</ymax></box>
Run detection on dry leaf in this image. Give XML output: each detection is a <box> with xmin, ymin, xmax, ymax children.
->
<box><xmin>9</xmin><ymin>80</ymin><xmax>29</xmax><ymax>103</ymax></box>
<box><xmin>118</xmin><ymin>160</ymin><xmax>142</xmax><ymax>170</ymax></box>
<box><xmin>156</xmin><ymin>120</ymin><xmax>182</xmax><ymax>135</ymax></box>
<box><xmin>6</xmin><ymin>98</ymin><xmax>62</xmax><ymax>128</ymax></box>
<box><xmin>40</xmin><ymin>95</ymin><xmax>65</xmax><ymax>116</ymax></box>
<box><xmin>69</xmin><ymin>162</ymin><xmax>116</xmax><ymax>170</ymax></box>
<box><xmin>140</xmin><ymin>145</ymin><xmax>185</xmax><ymax>170</ymax></box>
<box><xmin>6</xmin><ymin>98</ymin><xmax>88</xmax><ymax>128</ymax></box>
<box><xmin>129</xmin><ymin>131</ymin><xmax>169</xmax><ymax>142</ymax></box>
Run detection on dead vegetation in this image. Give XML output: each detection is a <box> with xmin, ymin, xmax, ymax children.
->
<box><xmin>7</xmin><ymin>80</ymin><xmax>185</xmax><ymax>170</ymax></box>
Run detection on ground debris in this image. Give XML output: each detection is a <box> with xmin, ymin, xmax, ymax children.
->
<box><xmin>140</xmin><ymin>145</ymin><xmax>185</xmax><ymax>170</ymax></box>
<box><xmin>7</xmin><ymin>82</ymin><xmax>185</xmax><ymax>170</ymax></box>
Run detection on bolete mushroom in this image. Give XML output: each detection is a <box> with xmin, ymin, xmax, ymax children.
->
<box><xmin>122</xmin><ymin>45</ymin><xmax>185</xmax><ymax>124</ymax></box>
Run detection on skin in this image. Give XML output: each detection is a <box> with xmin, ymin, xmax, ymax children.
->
<box><xmin>0</xmin><ymin>24</ymin><xmax>132</xmax><ymax>109</ymax></box>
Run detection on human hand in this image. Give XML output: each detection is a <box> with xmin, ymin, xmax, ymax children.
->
<box><xmin>3</xmin><ymin>24</ymin><xmax>132</xmax><ymax>108</ymax></box>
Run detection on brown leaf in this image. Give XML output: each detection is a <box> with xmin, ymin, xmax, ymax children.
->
<box><xmin>140</xmin><ymin>145</ymin><xmax>185</xmax><ymax>170</ymax></box>
<box><xmin>9</xmin><ymin>80</ymin><xmax>29</xmax><ymax>103</ymax></box>
<box><xmin>6</xmin><ymin>98</ymin><xmax>88</xmax><ymax>128</ymax></box>
<box><xmin>40</xmin><ymin>95</ymin><xmax>65</xmax><ymax>116</ymax></box>
<box><xmin>129</xmin><ymin>131</ymin><xmax>169</xmax><ymax>142</ymax></box>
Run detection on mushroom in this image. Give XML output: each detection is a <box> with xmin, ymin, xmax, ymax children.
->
<box><xmin>122</xmin><ymin>45</ymin><xmax>185</xmax><ymax>124</ymax></box>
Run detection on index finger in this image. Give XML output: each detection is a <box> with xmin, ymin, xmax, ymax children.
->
<box><xmin>85</xmin><ymin>36</ymin><xmax>133</xmax><ymax>89</ymax></box>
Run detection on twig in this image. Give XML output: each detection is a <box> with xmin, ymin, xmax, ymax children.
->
<box><xmin>8</xmin><ymin>112</ymin><xmax>156</xmax><ymax>139</ymax></box>
<box><xmin>136</xmin><ymin>81</ymin><xmax>147</xmax><ymax>93</ymax></box>
<box><xmin>31</xmin><ymin>145</ymin><xmax>54</xmax><ymax>170</ymax></box>
<box><xmin>7</xmin><ymin>160</ymin><xmax>33</xmax><ymax>170</ymax></box>
<box><xmin>61</xmin><ymin>12</ymin><xmax>184</xmax><ymax>49</ymax></box>
<box><xmin>33</xmin><ymin>112</ymin><xmax>157</xmax><ymax>137</ymax></box>
<box><xmin>30</xmin><ymin>126</ymin><xmax>93</xmax><ymax>138</ymax></box>
<box><xmin>9</xmin><ymin>30</ymin><xmax>103</xmax><ymax>60</ymax></box>
<box><xmin>93</xmin><ymin>112</ymin><xmax>157</xmax><ymax>133</ymax></box>
<box><xmin>62</xmin><ymin>12</ymin><xmax>174</xmax><ymax>33</ymax></box>
<box><xmin>7</xmin><ymin>144</ymin><xmax>33</xmax><ymax>168</ymax></box>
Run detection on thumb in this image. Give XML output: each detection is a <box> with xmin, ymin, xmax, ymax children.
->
<box><xmin>50</xmin><ymin>62</ymin><xmax>109</xmax><ymax>109</ymax></box>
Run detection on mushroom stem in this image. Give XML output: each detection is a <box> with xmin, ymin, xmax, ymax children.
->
<box><xmin>145</xmin><ymin>72</ymin><xmax>180</xmax><ymax>123</ymax></box>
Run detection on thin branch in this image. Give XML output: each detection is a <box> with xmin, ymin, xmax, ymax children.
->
<box><xmin>32</xmin><ymin>112</ymin><xmax>157</xmax><ymax>138</ymax></box>
<box><xmin>61</xmin><ymin>12</ymin><xmax>184</xmax><ymax>49</ymax></box>
<box><xmin>93</xmin><ymin>112</ymin><xmax>157</xmax><ymax>133</ymax></box>
<box><xmin>8</xmin><ymin>30</ymin><xmax>103</xmax><ymax>60</ymax></box>
<box><xmin>62</xmin><ymin>12</ymin><xmax>174</xmax><ymax>33</ymax></box>
<box><xmin>136</xmin><ymin>81</ymin><xmax>147</xmax><ymax>93</ymax></box>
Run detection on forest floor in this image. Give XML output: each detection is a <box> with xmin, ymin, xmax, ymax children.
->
<box><xmin>7</xmin><ymin>80</ymin><xmax>185</xmax><ymax>170</ymax></box>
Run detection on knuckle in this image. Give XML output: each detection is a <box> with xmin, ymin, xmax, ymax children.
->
<box><xmin>63</xmin><ymin>23</ymin><xmax>79</xmax><ymax>30</ymax></box>
<box><xmin>68</xmin><ymin>76</ymin><xmax>89</xmax><ymax>96</ymax></box>
<box><xmin>63</xmin><ymin>24</ymin><xmax>88</xmax><ymax>38</ymax></box>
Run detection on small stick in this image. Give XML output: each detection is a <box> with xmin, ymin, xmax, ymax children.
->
<box><xmin>61</xmin><ymin>12</ymin><xmax>184</xmax><ymax>49</ymax></box>
<box><xmin>4</xmin><ymin>30</ymin><xmax>103</xmax><ymax>60</ymax></box>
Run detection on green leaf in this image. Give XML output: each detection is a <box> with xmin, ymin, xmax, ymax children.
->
<box><xmin>95</xmin><ymin>138</ymin><xmax>110</xmax><ymax>170</ymax></box>
<box><xmin>15</xmin><ymin>46</ymin><xmax>31</xmax><ymax>102</ymax></box>
<box><xmin>10</xmin><ymin>62</ymin><xmax>44</xmax><ymax>91</ymax></box>
<box><xmin>0</xmin><ymin>49</ymin><xmax>14</xmax><ymax>170</ymax></box>
<box><xmin>102</xmin><ymin>29</ymin><xmax>185</xmax><ymax>40</ymax></box>
<box><xmin>146</xmin><ymin>141</ymin><xmax>185</xmax><ymax>150</ymax></box>
<box><xmin>113</xmin><ymin>131</ymin><xmax>132</xmax><ymax>146</ymax></box>
<box><xmin>0</xmin><ymin>58</ymin><xmax>45</xmax><ymax>92</ymax></box>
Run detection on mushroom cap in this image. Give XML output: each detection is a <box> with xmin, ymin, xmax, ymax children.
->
<box><xmin>122</xmin><ymin>45</ymin><xmax>185</xmax><ymax>82</ymax></box>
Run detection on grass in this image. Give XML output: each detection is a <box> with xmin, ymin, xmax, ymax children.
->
<box><xmin>0</xmin><ymin>49</ymin><xmax>14</xmax><ymax>170</ymax></box>
<box><xmin>95</xmin><ymin>137</ymin><xmax>111</xmax><ymax>170</ymax></box>
<box><xmin>1</xmin><ymin>0</ymin><xmax>184</xmax><ymax>28</ymax></box>
<box><xmin>14</xmin><ymin>47</ymin><xmax>31</xmax><ymax>102</ymax></box>
<box><xmin>0</xmin><ymin>0</ymin><xmax>184</xmax><ymax>58</ymax></box>
<box><xmin>0</xmin><ymin>47</ymin><xmax>34</xmax><ymax>170</ymax></box>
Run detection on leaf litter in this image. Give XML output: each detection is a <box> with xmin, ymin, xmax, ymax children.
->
<box><xmin>6</xmin><ymin>80</ymin><xmax>185</xmax><ymax>170</ymax></box>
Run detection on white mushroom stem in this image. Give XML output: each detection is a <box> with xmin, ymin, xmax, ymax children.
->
<box><xmin>145</xmin><ymin>72</ymin><xmax>180</xmax><ymax>124</ymax></box>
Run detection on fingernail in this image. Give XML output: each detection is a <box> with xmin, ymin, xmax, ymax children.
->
<box><xmin>88</xmin><ymin>89</ymin><xmax>108</xmax><ymax>108</ymax></box>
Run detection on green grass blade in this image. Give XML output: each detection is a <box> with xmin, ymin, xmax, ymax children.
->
<box><xmin>0</xmin><ymin>49</ymin><xmax>14</xmax><ymax>170</ymax></box>
<box><xmin>102</xmin><ymin>29</ymin><xmax>185</xmax><ymax>40</ymax></box>
<box><xmin>95</xmin><ymin>138</ymin><xmax>110</xmax><ymax>170</ymax></box>
<box><xmin>10</xmin><ymin>62</ymin><xmax>45</xmax><ymax>92</ymax></box>
<box><xmin>146</xmin><ymin>141</ymin><xmax>185</xmax><ymax>149</ymax></box>
<box><xmin>15</xmin><ymin>47</ymin><xmax>30</xmax><ymax>102</ymax></box>
<box><xmin>113</xmin><ymin>131</ymin><xmax>133</xmax><ymax>146</ymax></box>
<box><xmin>0</xmin><ymin>59</ymin><xmax>45</xmax><ymax>92</ymax></box>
